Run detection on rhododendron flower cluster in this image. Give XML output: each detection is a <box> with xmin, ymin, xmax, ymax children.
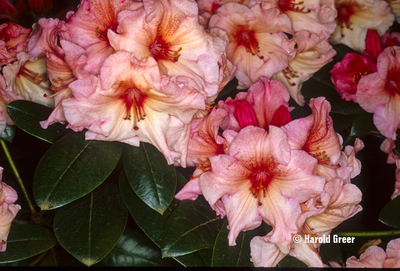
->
<box><xmin>175</xmin><ymin>77</ymin><xmax>363</xmax><ymax>267</ymax></box>
<box><xmin>199</xmin><ymin>0</ymin><xmax>337</xmax><ymax>105</ymax></box>
<box><xmin>26</xmin><ymin>0</ymin><xmax>235</xmax><ymax>166</ymax></box>
<box><xmin>331</xmin><ymin>28</ymin><xmax>400</xmax><ymax>200</ymax></box>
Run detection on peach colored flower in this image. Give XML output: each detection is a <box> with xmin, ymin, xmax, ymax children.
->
<box><xmin>209</xmin><ymin>2</ymin><xmax>295</xmax><ymax>89</ymax></box>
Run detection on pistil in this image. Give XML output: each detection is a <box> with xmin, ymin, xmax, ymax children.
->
<box><xmin>120</xmin><ymin>87</ymin><xmax>146</xmax><ymax>130</ymax></box>
<box><xmin>238</xmin><ymin>31</ymin><xmax>264</xmax><ymax>59</ymax></box>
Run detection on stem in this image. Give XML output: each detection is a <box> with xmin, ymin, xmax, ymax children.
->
<box><xmin>337</xmin><ymin>230</ymin><xmax>400</xmax><ymax>237</ymax></box>
<box><xmin>0</xmin><ymin>140</ymin><xmax>36</xmax><ymax>213</ymax></box>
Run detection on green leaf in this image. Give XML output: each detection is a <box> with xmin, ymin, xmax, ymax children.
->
<box><xmin>319</xmin><ymin>242</ymin><xmax>343</xmax><ymax>266</ymax></box>
<box><xmin>53</xmin><ymin>183</ymin><xmax>128</xmax><ymax>266</ymax></box>
<box><xmin>0</xmin><ymin>224</ymin><xmax>57</xmax><ymax>264</ymax></box>
<box><xmin>212</xmin><ymin>219</ymin><xmax>266</xmax><ymax>267</ymax></box>
<box><xmin>379</xmin><ymin>196</ymin><xmax>400</xmax><ymax>228</ymax></box>
<box><xmin>33</xmin><ymin>132</ymin><xmax>122</xmax><ymax>210</ymax></box>
<box><xmin>119</xmin><ymin>171</ymin><xmax>173</xmax><ymax>247</ymax></box>
<box><xmin>0</xmin><ymin>125</ymin><xmax>16</xmax><ymax>143</ymax></box>
<box><xmin>277</xmin><ymin>255</ymin><xmax>308</xmax><ymax>268</ymax></box>
<box><xmin>97</xmin><ymin>227</ymin><xmax>174</xmax><ymax>267</ymax></box>
<box><xmin>331</xmin><ymin>113</ymin><xmax>358</xmax><ymax>133</ymax></box>
<box><xmin>7</xmin><ymin>100</ymin><xmax>70</xmax><ymax>144</ymax></box>
<box><xmin>173</xmin><ymin>249</ymin><xmax>213</xmax><ymax>267</ymax></box>
<box><xmin>122</xmin><ymin>142</ymin><xmax>177</xmax><ymax>215</ymax></box>
<box><xmin>350</xmin><ymin>112</ymin><xmax>376</xmax><ymax>138</ymax></box>
<box><xmin>160</xmin><ymin>198</ymin><xmax>223</xmax><ymax>258</ymax></box>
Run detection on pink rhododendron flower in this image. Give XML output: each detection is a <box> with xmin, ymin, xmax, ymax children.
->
<box><xmin>0</xmin><ymin>75</ymin><xmax>24</xmax><ymax>134</ymax></box>
<box><xmin>63</xmin><ymin>52</ymin><xmax>206</xmax><ymax>166</ymax></box>
<box><xmin>281</xmin><ymin>97</ymin><xmax>344</xmax><ymax>181</ymax></box>
<box><xmin>337</xmin><ymin>238</ymin><xmax>400</xmax><ymax>268</ymax></box>
<box><xmin>273</xmin><ymin>31</ymin><xmax>336</xmax><ymax>105</ymax></box>
<box><xmin>209</xmin><ymin>2</ymin><xmax>295</xmax><ymax>89</ymax></box>
<box><xmin>2</xmin><ymin>52</ymin><xmax>54</xmax><ymax>108</ymax></box>
<box><xmin>218</xmin><ymin>77</ymin><xmax>291</xmax><ymax>132</ymax></box>
<box><xmin>61</xmin><ymin>0</ymin><xmax>142</xmax><ymax>75</ymax></box>
<box><xmin>108</xmin><ymin>0</ymin><xmax>234</xmax><ymax>99</ymax></box>
<box><xmin>197</xmin><ymin>0</ymin><xmax>258</xmax><ymax>27</ymax></box>
<box><xmin>0</xmin><ymin>167</ymin><xmax>21</xmax><ymax>252</ymax></box>
<box><xmin>185</xmin><ymin>107</ymin><xmax>227</xmax><ymax>167</ymax></box>
<box><xmin>290</xmin><ymin>178</ymin><xmax>362</xmax><ymax>267</ymax></box>
<box><xmin>382</xmin><ymin>32</ymin><xmax>400</xmax><ymax>47</ymax></box>
<box><xmin>28</xmin><ymin>18</ymin><xmax>87</xmax><ymax>128</ymax></box>
<box><xmin>356</xmin><ymin>46</ymin><xmax>400</xmax><ymax>140</ymax></box>
<box><xmin>0</xmin><ymin>22</ymin><xmax>31</xmax><ymax>65</ymax></box>
<box><xmin>180</xmin><ymin>125</ymin><xmax>325</xmax><ymax>251</ymax></box>
<box><xmin>330</xmin><ymin>0</ymin><xmax>394</xmax><ymax>52</ymax></box>
<box><xmin>261</xmin><ymin>0</ymin><xmax>337</xmax><ymax>37</ymax></box>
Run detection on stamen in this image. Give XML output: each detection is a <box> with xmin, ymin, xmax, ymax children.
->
<box><xmin>282</xmin><ymin>65</ymin><xmax>298</xmax><ymax>86</ymax></box>
<box><xmin>311</xmin><ymin>147</ymin><xmax>340</xmax><ymax>168</ymax></box>
<box><xmin>150</xmin><ymin>38</ymin><xmax>182</xmax><ymax>62</ymax></box>
<box><xmin>279</xmin><ymin>0</ymin><xmax>310</xmax><ymax>13</ymax></box>
<box><xmin>120</xmin><ymin>87</ymin><xmax>146</xmax><ymax>130</ymax></box>
<box><xmin>195</xmin><ymin>158</ymin><xmax>211</xmax><ymax>172</ymax></box>
<box><xmin>18</xmin><ymin>66</ymin><xmax>47</xmax><ymax>85</ymax></box>
<box><xmin>238</xmin><ymin>31</ymin><xmax>264</xmax><ymax>59</ymax></box>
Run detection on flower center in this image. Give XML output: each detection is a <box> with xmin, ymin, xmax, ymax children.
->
<box><xmin>282</xmin><ymin>65</ymin><xmax>299</xmax><ymax>86</ymax></box>
<box><xmin>238</xmin><ymin>31</ymin><xmax>264</xmax><ymax>59</ymax></box>
<box><xmin>150</xmin><ymin>37</ymin><xmax>182</xmax><ymax>62</ymax></box>
<box><xmin>18</xmin><ymin>65</ymin><xmax>47</xmax><ymax>85</ymax></box>
<box><xmin>336</xmin><ymin>2</ymin><xmax>356</xmax><ymax>34</ymax></box>
<box><xmin>96</xmin><ymin>22</ymin><xmax>118</xmax><ymax>44</ymax></box>
<box><xmin>249</xmin><ymin>169</ymin><xmax>272</xmax><ymax>206</ymax></box>
<box><xmin>120</xmin><ymin>87</ymin><xmax>146</xmax><ymax>130</ymax></box>
<box><xmin>278</xmin><ymin>0</ymin><xmax>310</xmax><ymax>13</ymax></box>
<box><xmin>310</xmin><ymin>147</ymin><xmax>339</xmax><ymax>168</ymax></box>
<box><xmin>0</xmin><ymin>27</ymin><xmax>10</xmax><ymax>43</ymax></box>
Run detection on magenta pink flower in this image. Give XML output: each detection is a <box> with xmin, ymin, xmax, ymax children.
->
<box><xmin>356</xmin><ymin>46</ymin><xmax>400</xmax><ymax>140</ymax></box>
<box><xmin>330</xmin><ymin>52</ymin><xmax>376</xmax><ymax>103</ymax></box>
<box><xmin>209</xmin><ymin>2</ymin><xmax>295</xmax><ymax>89</ymax></box>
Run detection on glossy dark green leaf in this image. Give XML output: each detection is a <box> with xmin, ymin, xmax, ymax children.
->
<box><xmin>331</xmin><ymin>113</ymin><xmax>358</xmax><ymax>133</ymax></box>
<box><xmin>350</xmin><ymin>112</ymin><xmax>376</xmax><ymax>138</ymax></box>
<box><xmin>53</xmin><ymin>183</ymin><xmax>128</xmax><ymax>266</ymax></box>
<box><xmin>0</xmin><ymin>224</ymin><xmax>57</xmax><ymax>263</ymax></box>
<box><xmin>122</xmin><ymin>142</ymin><xmax>176</xmax><ymax>215</ymax></box>
<box><xmin>0</xmin><ymin>125</ymin><xmax>16</xmax><ymax>143</ymax></box>
<box><xmin>7</xmin><ymin>100</ymin><xmax>70</xmax><ymax>144</ymax></box>
<box><xmin>33</xmin><ymin>132</ymin><xmax>122</xmax><ymax>210</ymax></box>
<box><xmin>212</xmin><ymin>219</ymin><xmax>264</xmax><ymax>267</ymax></box>
<box><xmin>97</xmin><ymin>227</ymin><xmax>174</xmax><ymax>267</ymax></box>
<box><xmin>160</xmin><ymin>198</ymin><xmax>223</xmax><ymax>258</ymax></box>
<box><xmin>277</xmin><ymin>255</ymin><xmax>308</xmax><ymax>268</ymax></box>
<box><xmin>173</xmin><ymin>249</ymin><xmax>212</xmax><ymax>267</ymax></box>
<box><xmin>379</xmin><ymin>196</ymin><xmax>400</xmax><ymax>228</ymax></box>
<box><xmin>319</xmin><ymin>242</ymin><xmax>343</xmax><ymax>266</ymax></box>
<box><xmin>119</xmin><ymin>171</ymin><xmax>174</xmax><ymax>247</ymax></box>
